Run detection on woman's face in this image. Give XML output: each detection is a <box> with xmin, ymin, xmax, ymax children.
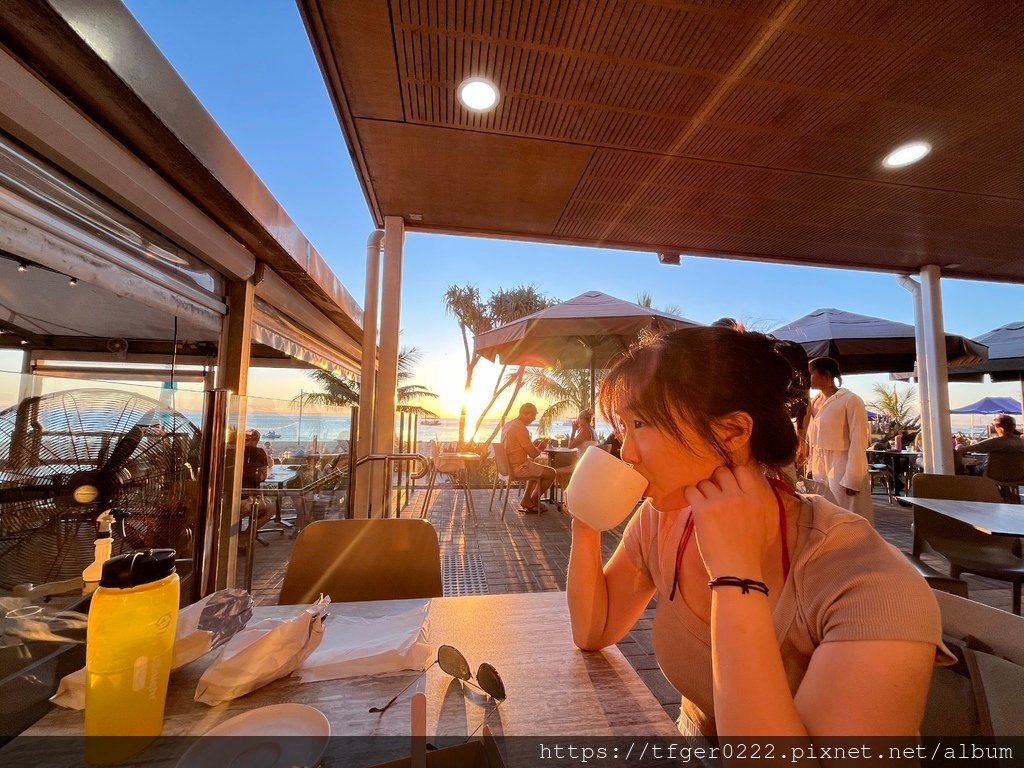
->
<box><xmin>808</xmin><ymin>366</ymin><xmax>832</xmax><ymax>391</ymax></box>
<box><xmin>616</xmin><ymin>405</ymin><xmax>725</xmax><ymax>510</ymax></box>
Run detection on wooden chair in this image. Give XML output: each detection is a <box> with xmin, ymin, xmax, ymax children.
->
<box><xmin>911</xmin><ymin>473</ymin><xmax>1024</xmax><ymax>614</ymax></box>
<box><xmin>984</xmin><ymin>451</ymin><xmax>1024</xmax><ymax>503</ymax></box>
<box><xmin>488</xmin><ymin>443</ymin><xmax>523</xmax><ymax>519</ymax></box>
<box><xmin>868</xmin><ymin>462</ymin><xmax>894</xmax><ymax>502</ymax></box>
<box><xmin>421</xmin><ymin>440</ymin><xmax>476</xmax><ymax>523</ymax></box>
<box><xmin>278</xmin><ymin>519</ymin><xmax>442</xmax><ymax>604</ymax></box>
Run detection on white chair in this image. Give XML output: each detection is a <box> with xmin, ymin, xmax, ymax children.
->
<box><xmin>489</xmin><ymin>443</ymin><xmax>523</xmax><ymax>519</ymax></box>
<box><xmin>421</xmin><ymin>440</ymin><xmax>477</xmax><ymax>524</ymax></box>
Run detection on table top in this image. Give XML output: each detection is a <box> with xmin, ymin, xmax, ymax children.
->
<box><xmin>22</xmin><ymin>592</ymin><xmax>678</xmax><ymax>740</ymax></box>
<box><xmin>264</xmin><ymin>465</ymin><xmax>298</xmax><ymax>485</ymax></box>
<box><xmin>440</xmin><ymin>451</ymin><xmax>482</xmax><ymax>461</ymax></box>
<box><xmin>903</xmin><ymin>497</ymin><xmax>1024</xmax><ymax>537</ymax></box>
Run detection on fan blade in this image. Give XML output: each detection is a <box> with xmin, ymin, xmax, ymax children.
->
<box><xmin>100</xmin><ymin>410</ymin><xmax>158</xmax><ymax>476</ymax></box>
<box><xmin>0</xmin><ymin>483</ymin><xmax>61</xmax><ymax>504</ymax></box>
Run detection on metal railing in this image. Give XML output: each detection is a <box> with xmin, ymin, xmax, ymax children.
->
<box><xmin>353</xmin><ymin>452</ymin><xmax>430</xmax><ymax>518</ymax></box>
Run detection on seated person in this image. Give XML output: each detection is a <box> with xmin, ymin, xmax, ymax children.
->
<box><xmin>568</xmin><ymin>408</ymin><xmax>598</xmax><ymax>450</ymax></box>
<box><xmin>501</xmin><ymin>402</ymin><xmax>558</xmax><ymax>513</ymax></box>
<box><xmin>601</xmin><ymin>428</ymin><xmax>623</xmax><ymax>459</ymax></box>
<box><xmin>241</xmin><ymin>429</ymin><xmax>271</xmax><ymax>533</ymax></box>
<box><xmin>955</xmin><ymin>414</ymin><xmax>1024</xmax><ymax>475</ymax></box>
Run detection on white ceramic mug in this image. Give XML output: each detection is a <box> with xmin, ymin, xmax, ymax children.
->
<box><xmin>565</xmin><ymin>446</ymin><xmax>648</xmax><ymax>531</ymax></box>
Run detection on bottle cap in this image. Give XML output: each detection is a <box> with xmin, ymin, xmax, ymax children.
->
<box><xmin>100</xmin><ymin>549</ymin><xmax>176</xmax><ymax>589</ymax></box>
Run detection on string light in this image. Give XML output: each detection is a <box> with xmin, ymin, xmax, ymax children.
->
<box><xmin>17</xmin><ymin>261</ymin><xmax>27</xmax><ymax>272</ymax></box>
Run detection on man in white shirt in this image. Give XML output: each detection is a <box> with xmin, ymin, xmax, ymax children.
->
<box><xmin>501</xmin><ymin>402</ymin><xmax>556</xmax><ymax>513</ymax></box>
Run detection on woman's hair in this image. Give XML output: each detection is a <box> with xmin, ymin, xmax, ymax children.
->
<box><xmin>599</xmin><ymin>326</ymin><xmax>799</xmax><ymax>467</ymax></box>
<box><xmin>808</xmin><ymin>356</ymin><xmax>843</xmax><ymax>386</ymax></box>
<box><xmin>578</xmin><ymin>408</ymin><xmax>593</xmax><ymax>421</ymax></box>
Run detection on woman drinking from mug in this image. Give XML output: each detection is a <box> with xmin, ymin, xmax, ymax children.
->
<box><xmin>566</xmin><ymin>327</ymin><xmax>944</xmax><ymax>738</ymax></box>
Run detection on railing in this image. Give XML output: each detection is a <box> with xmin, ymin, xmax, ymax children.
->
<box><xmin>353</xmin><ymin>452</ymin><xmax>430</xmax><ymax>518</ymax></box>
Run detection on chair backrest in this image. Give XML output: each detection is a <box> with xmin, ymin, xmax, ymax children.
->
<box><xmin>491</xmin><ymin>443</ymin><xmax>512</xmax><ymax>478</ymax></box>
<box><xmin>278</xmin><ymin>519</ymin><xmax>443</xmax><ymax>605</ymax></box>
<box><xmin>910</xmin><ymin>473</ymin><xmax>1014</xmax><ymax>558</ymax></box>
<box><xmin>984</xmin><ymin>451</ymin><xmax>1024</xmax><ymax>484</ymax></box>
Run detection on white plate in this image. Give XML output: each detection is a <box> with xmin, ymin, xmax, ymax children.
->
<box><xmin>176</xmin><ymin>703</ymin><xmax>330</xmax><ymax>768</ymax></box>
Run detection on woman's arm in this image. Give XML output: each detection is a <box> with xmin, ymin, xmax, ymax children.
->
<box><xmin>841</xmin><ymin>397</ymin><xmax>870</xmax><ymax>491</ymax></box>
<box><xmin>566</xmin><ymin>519</ymin><xmax>655</xmax><ymax>650</ymax></box>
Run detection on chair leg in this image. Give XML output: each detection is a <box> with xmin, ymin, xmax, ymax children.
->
<box><xmin>421</xmin><ymin>470</ymin><xmax>437</xmax><ymax>517</ymax></box>
<box><xmin>488</xmin><ymin>473</ymin><xmax>499</xmax><ymax>513</ymax></box>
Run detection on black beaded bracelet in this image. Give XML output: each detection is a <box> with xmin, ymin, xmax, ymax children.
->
<box><xmin>707</xmin><ymin>576</ymin><xmax>769</xmax><ymax>595</ymax></box>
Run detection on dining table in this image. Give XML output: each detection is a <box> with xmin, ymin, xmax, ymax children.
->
<box><xmin>7</xmin><ymin>591</ymin><xmax>678</xmax><ymax>766</ymax></box>
<box><xmin>867</xmin><ymin>449</ymin><xmax>921</xmax><ymax>496</ymax></box>
<box><xmin>902</xmin><ymin>497</ymin><xmax>1024</xmax><ymax>537</ymax></box>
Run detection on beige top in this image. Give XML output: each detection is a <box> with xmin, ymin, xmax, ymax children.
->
<box><xmin>621</xmin><ymin>493</ymin><xmax>946</xmax><ymax>736</ymax></box>
<box><xmin>501</xmin><ymin>418</ymin><xmax>536</xmax><ymax>471</ymax></box>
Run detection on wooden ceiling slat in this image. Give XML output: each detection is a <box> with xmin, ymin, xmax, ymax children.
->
<box><xmin>325</xmin><ymin>1</ymin><xmax>1024</xmax><ymax>280</ymax></box>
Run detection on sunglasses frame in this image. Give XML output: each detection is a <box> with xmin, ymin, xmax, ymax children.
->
<box><xmin>369</xmin><ymin>644</ymin><xmax>506</xmax><ymax>714</ymax></box>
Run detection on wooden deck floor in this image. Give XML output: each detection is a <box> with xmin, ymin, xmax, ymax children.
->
<box><xmin>246</xmin><ymin>484</ymin><xmax>1018</xmax><ymax>721</ymax></box>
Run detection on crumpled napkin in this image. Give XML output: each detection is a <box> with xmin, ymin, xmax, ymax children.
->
<box><xmin>297</xmin><ymin>600</ymin><xmax>431</xmax><ymax>683</ymax></box>
<box><xmin>195</xmin><ymin>596</ymin><xmax>329</xmax><ymax>706</ymax></box>
<box><xmin>50</xmin><ymin>588</ymin><xmax>253</xmax><ymax>710</ymax></box>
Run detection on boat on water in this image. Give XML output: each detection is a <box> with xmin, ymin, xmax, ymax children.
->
<box><xmin>265</xmin><ymin>430</ymin><xmax>281</xmax><ymax>439</ymax></box>
<box><xmin>420</xmin><ymin>417</ymin><xmax>441</xmax><ymax>426</ymax></box>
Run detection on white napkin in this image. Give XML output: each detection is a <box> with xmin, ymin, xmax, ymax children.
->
<box><xmin>195</xmin><ymin>596</ymin><xmax>329</xmax><ymax>706</ymax></box>
<box><xmin>297</xmin><ymin>601</ymin><xmax>432</xmax><ymax>683</ymax></box>
<box><xmin>51</xmin><ymin>588</ymin><xmax>253</xmax><ymax>710</ymax></box>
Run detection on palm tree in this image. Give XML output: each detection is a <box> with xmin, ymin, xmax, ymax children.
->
<box><xmin>524</xmin><ymin>364</ymin><xmax>597</xmax><ymax>433</ymax></box>
<box><xmin>298</xmin><ymin>346</ymin><xmax>438</xmax><ymax>416</ymax></box>
<box><xmin>870</xmin><ymin>383</ymin><xmax>920</xmax><ymax>438</ymax></box>
<box><xmin>444</xmin><ymin>283</ymin><xmax>555</xmax><ymax>447</ymax></box>
<box><xmin>636</xmin><ymin>291</ymin><xmax>683</xmax><ymax>317</ymax></box>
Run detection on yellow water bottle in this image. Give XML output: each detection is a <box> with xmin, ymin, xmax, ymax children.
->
<box><xmin>85</xmin><ymin>549</ymin><xmax>179</xmax><ymax>764</ymax></box>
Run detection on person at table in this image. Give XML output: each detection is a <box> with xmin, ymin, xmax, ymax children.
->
<box><xmin>501</xmin><ymin>402</ymin><xmax>557</xmax><ymax>513</ymax></box>
<box><xmin>806</xmin><ymin>356</ymin><xmax>873</xmax><ymax>523</ymax></box>
<box><xmin>955</xmin><ymin>414</ymin><xmax>1024</xmax><ymax>474</ymax></box>
<box><xmin>566</xmin><ymin>327</ymin><xmax>944</xmax><ymax>738</ymax></box>
<box><xmin>241</xmin><ymin>429</ymin><xmax>271</xmax><ymax>532</ymax></box>
<box><xmin>568</xmin><ymin>408</ymin><xmax>598</xmax><ymax>450</ymax></box>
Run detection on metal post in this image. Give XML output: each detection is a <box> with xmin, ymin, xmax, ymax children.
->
<box><xmin>355</xmin><ymin>231</ymin><xmax>384</xmax><ymax>518</ymax></box>
<box><xmin>898</xmin><ymin>275</ymin><xmax>932</xmax><ymax>472</ymax></box>
<box><xmin>193</xmin><ymin>388</ymin><xmax>229</xmax><ymax>601</ymax></box>
<box><xmin>346</xmin><ymin>405</ymin><xmax>358</xmax><ymax>519</ymax></box>
<box><xmin>919</xmin><ymin>265</ymin><xmax>955</xmax><ymax>473</ymax></box>
<box><xmin>373</xmin><ymin>216</ymin><xmax>404</xmax><ymax>518</ymax></box>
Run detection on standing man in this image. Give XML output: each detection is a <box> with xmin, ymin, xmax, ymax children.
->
<box><xmin>501</xmin><ymin>403</ymin><xmax>557</xmax><ymax>513</ymax></box>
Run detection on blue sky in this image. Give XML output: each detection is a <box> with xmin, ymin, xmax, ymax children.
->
<box><xmin>36</xmin><ymin>0</ymin><xmax>1019</xmax><ymax>422</ymax></box>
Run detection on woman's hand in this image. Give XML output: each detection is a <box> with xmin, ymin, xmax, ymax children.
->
<box><xmin>683</xmin><ymin>465</ymin><xmax>776</xmax><ymax>580</ymax></box>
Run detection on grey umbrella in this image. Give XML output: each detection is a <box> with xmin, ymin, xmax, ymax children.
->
<box><xmin>473</xmin><ymin>290</ymin><xmax>701</xmax><ymax>407</ymax></box>
<box><xmin>771</xmin><ymin>307</ymin><xmax>987</xmax><ymax>375</ymax></box>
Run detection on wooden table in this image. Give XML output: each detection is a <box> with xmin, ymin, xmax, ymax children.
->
<box><xmin>11</xmin><ymin>593</ymin><xmax>677</xmax><ymax>764</ymax></box>
<box><xmin>903</xmin><ymin>497</ymin><xmax>1024</xmax><ymax>537</ymax></box>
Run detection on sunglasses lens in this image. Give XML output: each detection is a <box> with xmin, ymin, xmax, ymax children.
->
<box><xmin>476</xmin><ymin>663</ymin><xmax>506</xmax><ymax>701</ymax></box>
<box><xmin>437</xmin><ymin>644</ymin><xmax>471</xmax><ymax>681</ymax></box>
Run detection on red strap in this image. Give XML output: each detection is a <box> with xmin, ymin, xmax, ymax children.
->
<box><xmin>669</xmin><ymin>475</ymin><xmax>795</xmax><ymax>602</ymax></box>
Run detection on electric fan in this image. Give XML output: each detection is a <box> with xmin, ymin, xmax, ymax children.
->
<box><xmin>0</xmin><ymin>389</ymin><xmax>201</xmax><ymax>591</ymax></box>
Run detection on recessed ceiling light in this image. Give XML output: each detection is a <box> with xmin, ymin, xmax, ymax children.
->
<box><xmin>883</xmin><ymin>141</ymin><xmax>930</xmax><ymax>168</ymax></box>
<box><xmin>458</xmin><ymin>78</ymin><xmax>499</xmax><ymax>111</ymax></box>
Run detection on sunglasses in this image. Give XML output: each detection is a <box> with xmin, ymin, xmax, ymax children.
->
<box><xmin>370</xmin><ymin>644</ymin><xmax>506</xmax><ymax>714</ymax></box>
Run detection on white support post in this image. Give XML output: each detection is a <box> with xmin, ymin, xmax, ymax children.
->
<box><xmin>372</xmin><ymin>217</ymin><xmax>404</xmax><ymax>517</ymax></box>
<box><xmin>354</xmin><ymin>230</ymin><xmax>384</xmax><ymax>518</ymax></box>
<box><xmin>898</xmin><ymin>275</ymin><xmax>932</xmax><ymax>472</ymax></box>
<box><xmin>919</xmin><ymin>265</ymin><xmax>955</xmax><ymax>474</ymax></box>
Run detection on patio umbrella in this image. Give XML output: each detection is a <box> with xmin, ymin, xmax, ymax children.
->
<box><xmin>771</xmin><ymin>307</ymin><xmax>987</xmax><ymax>375</ymax></box>
<box><xmin>473</xmin><ymin>290</ymin><xmax>701</xmax><ymax>407</ymax></box>
<box><xmin>949</xmin><ymin>397</ymin><xmax>1022</xmax><ymax>415</ymax></box>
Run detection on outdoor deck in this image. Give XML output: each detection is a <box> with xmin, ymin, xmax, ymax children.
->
<box><xmin>249</xmin><ymin>485</ymin><xmax>1016</xmax><ymax>722</ymax></box>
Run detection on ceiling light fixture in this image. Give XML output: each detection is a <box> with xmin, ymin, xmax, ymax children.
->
<box><xmin>17</xmin><ymin>261</ymin><xmax>27</xmax><ymax>272</ymax></box>
<box><xmin>657</xmin><ymin>252</ymin><xmax>681</xmax><ymax>266</ymax></box>
<box><xmin>68</xmin><ymin>277</ymin><xmax>78</xmax><ymax>286</ymax></box>
<box><xmin>458</xmin><ymin>78</ymin><xmax>499</xmax><ymax>111</ymax></box>
<box><xmin>883</xmin><ymin>141</ymin><xmax>931</xmax><ymax>168</ymax></box>
<box><xmin>20</xmin><ymin>338</ymin><xmax>29</xmax><ymax>346</ymax></box>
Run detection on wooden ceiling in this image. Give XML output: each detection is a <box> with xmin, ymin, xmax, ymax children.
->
<box><xmin>300</xmin><ymin>0</ymin><xmax>1024</xmax><ymax>281</ymax></box>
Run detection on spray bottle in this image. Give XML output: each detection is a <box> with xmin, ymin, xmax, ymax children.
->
<box><xmin>82</xmin><ymin>509</ymin><xmax>116</xmax><ymax>590</ymax></box>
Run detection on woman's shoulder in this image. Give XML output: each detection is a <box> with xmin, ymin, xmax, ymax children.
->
<box><xmin>792</xmin><ymin>496</ymin><xmax>941</xmax><ymax>642</ymax></box>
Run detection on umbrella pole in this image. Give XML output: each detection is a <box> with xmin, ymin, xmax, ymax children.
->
<box><xmin>590</xmin><ymin>347</ymin><xmax>596</xmax><ymax>411</ymax></box>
